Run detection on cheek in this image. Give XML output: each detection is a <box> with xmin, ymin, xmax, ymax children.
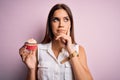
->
<box><xmin>51</xmin><ymin>24</ymin><xmax>58</xmax><ymax>34</ymax></box>
<box><xmin>51</xmin><ymin>22</ymin><xmax>58</xmax><ymax>28</ymax></box>
<box><xmin>66</xmin><ymin>22</ymin><xmax>71</xmax><ymax>30</ymax></box>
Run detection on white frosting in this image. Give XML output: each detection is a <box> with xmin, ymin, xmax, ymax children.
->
<box><xmin>27</xmin><ymin>38</ymin><xmax>37</xmax><ymax>44</ymax></box>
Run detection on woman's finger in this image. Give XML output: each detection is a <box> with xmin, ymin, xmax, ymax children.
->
<box><xmin>28</xmin><ymin>49</ymin><xmax>37</xmax><ymax>58</ymax></box>
<box><xmin>19</xmin><ymin>47</ymin><xmax>30</xmax><ymax>62</ymax></box>
<box><xmin>22</xmin><ymin>55</ymin><xmax>27</xmax><ymax>62</ymax></box>
<box><xmin>32</xmin><ymin>50</ymin><xmax>36</xmax><ymax>56</ymax></box>
<box><xmin>61</xmin><ymin>39</ymin><xmax>67</xmax><ymax>45</ymax></box>
<box><xmin>19</xmin><ymin>45</ymin><xmax>27</xmax><ymax>55</ymax></box>
<box><xmin>67</xmin><ymin>28</ymin><xmax>70</xmax><ymax>36</ymax></box>
<box><xmin>29</xmin><ymin>50</ymin><xmax>33</xmax><ymax>55</ymax></box>
<box><xmin>56</xmin><ymin>34</ymin><xmax>66</xmax><ymax>40</ymax></box>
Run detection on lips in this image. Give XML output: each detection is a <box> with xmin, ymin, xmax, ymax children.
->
<box><xmin>57</xmin><ymin>29</ymin><xmax>66</xmax><ymax>33</ymax></box>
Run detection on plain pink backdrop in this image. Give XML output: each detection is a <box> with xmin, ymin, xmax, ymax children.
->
<box><xmin>0</xmin><ymin>0</ymin><xmax>120</xmax><ymax>80</ymax></box>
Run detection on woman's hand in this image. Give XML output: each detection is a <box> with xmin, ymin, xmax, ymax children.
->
<box><xmin>19</xmin><ymin>45</ymin><xmax>37</xmax><ymax>70</ymax></box>
<box><xmin>55</xmin><ymin>32</ymin><xmax>74</xmax><ymax>53</ymax></box>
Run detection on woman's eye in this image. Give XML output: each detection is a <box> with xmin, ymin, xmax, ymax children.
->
<box><xmin>64</xmin><ymin>18</ymin><xmax>69</xmax><ymax>22</ymax></box>
<box><xmin>52</xmin><ymin>18</ymin><xmax>59</xmax><ymax>22</ymax></box>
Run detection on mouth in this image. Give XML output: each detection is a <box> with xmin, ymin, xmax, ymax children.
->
<box><xmin>57</xmin><ymin>29</ymin><xmax>66</xmax><ymax>34</ymax></box>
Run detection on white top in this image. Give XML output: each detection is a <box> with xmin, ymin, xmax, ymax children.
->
<box><xmin>37</xmin><ymin>42</ymin><xmax>79</xmax><ymax>80</ymax></box>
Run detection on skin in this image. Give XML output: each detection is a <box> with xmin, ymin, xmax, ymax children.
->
<box><xmin>51</xmin><ymin>9</ymin><xmax>72</xmax><ymax>57</ymax></box>
<box><xmin>19</xmin><ymin>9</ymin><xmax>93</xmax><ymax>80</ymax></box>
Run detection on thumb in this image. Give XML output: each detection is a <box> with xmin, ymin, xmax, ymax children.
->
<box><xmin>32</xmin><ymin>49</ymin><xmax>37</xmax><ymax>56</ymax></box>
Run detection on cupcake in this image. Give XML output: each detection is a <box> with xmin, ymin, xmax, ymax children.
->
<box><xmin>25</xmin><ymin>38</ymin><xmax>37</xmax><ymax>50</ymax></box>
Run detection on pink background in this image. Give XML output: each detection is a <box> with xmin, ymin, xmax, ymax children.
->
<box><xmin>0</xmin><ymin>0</ymin><xmax>120</xmax><ymax>80</ymax></box>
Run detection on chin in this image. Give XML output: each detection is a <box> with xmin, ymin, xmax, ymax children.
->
<box><xmin>58</xmin><ymin>33</ymin><xmax>66</xmax><ymax>35</ymax></box>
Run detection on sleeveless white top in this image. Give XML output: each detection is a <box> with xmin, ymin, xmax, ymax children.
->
<box><xmin>37</xmin><ymin>42</ymin><xmax>79</xmax><ymax>80</ymax></box>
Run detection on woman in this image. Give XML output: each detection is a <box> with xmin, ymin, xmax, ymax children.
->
<box><xmin>19</xmin><ymin>3</ymin><xmax>93</xmax><ymax>80</ymax></box>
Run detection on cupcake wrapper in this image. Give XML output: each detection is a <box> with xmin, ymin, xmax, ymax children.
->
<box><xmin>26</xmin><ymin>45</ymin><xmax>37</xmax><ymax>50</ymax></box>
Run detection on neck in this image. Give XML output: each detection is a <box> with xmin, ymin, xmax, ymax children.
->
<box><xmin>52</xmin><ymin>39</ymin><xmax>65</xmax><ymax>58</ymax></box>
<box><xmin>52</xmin><ymin>39</ymin><xmax>65</xmax><ymax>52</ymax></box>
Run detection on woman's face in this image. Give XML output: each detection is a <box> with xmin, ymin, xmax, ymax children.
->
<box><xmin>51</xmin><ymin>9</ymin><xmax>71</xmax><ymax>38</ymax></box>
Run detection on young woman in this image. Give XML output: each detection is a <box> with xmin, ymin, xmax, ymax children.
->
<box><xmin>19</xmin><ymin>3</ymin><xmax>93</xmax><ymax>80</ymax></box>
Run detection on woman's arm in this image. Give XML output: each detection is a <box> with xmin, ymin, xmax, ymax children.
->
<box><xmin>69</xmin><ymin>46</ymin><xmax>93</xmax><ymax>80</ymax></box>
<box><xmin>26</xmin><ymin>69</ymin><xmax>37</xmax><ymax>80</ymax></box>
<box><xmin>19</xmin><ymin>47</ymin><xmax>37</xmax><ymax>80</ymax></box>
<box><xmin>56</xmin><ymin>32</ymin><xmax>93</xmax><ymax>80</ymax></box>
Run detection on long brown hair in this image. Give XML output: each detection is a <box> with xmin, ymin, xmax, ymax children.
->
<box><xmin>41</xmin><ymin>3</ymin><xmax>76</xmax><ymax>44</ymax></box>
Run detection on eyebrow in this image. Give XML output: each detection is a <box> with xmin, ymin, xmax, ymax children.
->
<box><xmin>52</xmin><ymin>16</ymin><xmax>69</xmax><ymax>18</ymax></box>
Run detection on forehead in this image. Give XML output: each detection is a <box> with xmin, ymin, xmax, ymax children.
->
<box><xmin>53</xmin><ymin>9</ymin><xmax>69</xmax><ymax>17</ymax></box>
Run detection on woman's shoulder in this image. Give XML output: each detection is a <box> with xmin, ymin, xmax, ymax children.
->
<box><xmin>74</xmin><ymin>43</ymin><xmax>85</xmax><ymax>49</ymax></box>
<box><xmin>75</xmin><ymin>44</ymin><xmax>86</xmax><ymax>60</ymax></box>
<box><xmin>75</xmin><ymin>43</ymin><xmax>85</xmax><ymax>49</ymax></box>
<box><xmin>74</xmin><ymin>43</ymin><xmax>86</xmax><ymax>54</ymax></box>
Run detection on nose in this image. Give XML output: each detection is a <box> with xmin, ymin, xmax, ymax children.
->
<box><xmin>59</xmin><ymin>20</ymin><xmax>64</xmax><ymax>27</ymax></box>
